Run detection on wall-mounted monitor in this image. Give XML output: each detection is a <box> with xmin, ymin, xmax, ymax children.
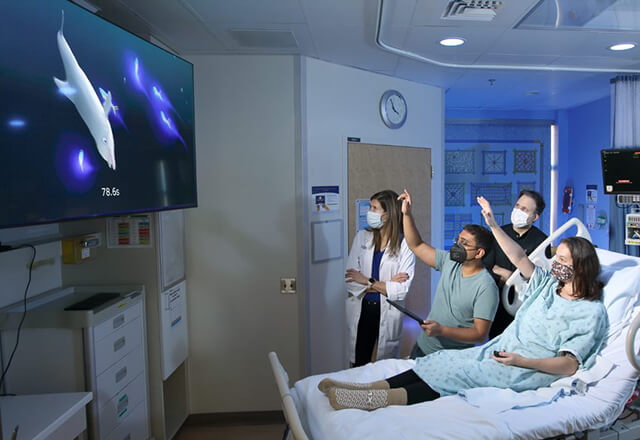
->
<box><xmin>0</xmin><ymin>0</ymin><xmax>197</xmax><ymax>230</ymax></box>
<box><xmin>601</xmin><ymin>149</ymin><xmax>640</xmax><ymax>194</ymax></box>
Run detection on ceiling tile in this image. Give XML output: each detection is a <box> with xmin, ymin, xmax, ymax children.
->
<box><xmin>377</xmin><ymin>0</ymin><xmax>418</xmax><ymax>27</ymax></box>
<box><xmin>394</xmin><ymin>58</ymin><xmax>463</xmax><ymax>88</ymax></box>
<box><xmin>446</xmin><ymin>70</ymin><xmax>611</xmax><ymax>111</ymax></box>
<box><xmin>213</xmin><ymin>23</ymin><xmax>317</xmax><ymax>56</ymax></box>
<box><xmin>488</xmin><ymin>29</ymin><xmax>588</xmax><ymax>56</ymax></box>
<box><xmin>299</xmin><ymin>0</ymin><xmax>370</xmax><ymax>27</ymax></box>
<box><xmin>117</xmin><ymin>0</ymin><xmax>224</xmax><ymax>53</ymax></box>
<box><xmin>571</xmin><ymin>30</ymin><xmax>640</xmax><ymax>56</ymax></box>
<box><xmin>311</xmin><ymin>25</ymin><xmax>399</xmax><ymax>72</ymax></box>
<box><xmin>155</xmin><ymin>21</ymin><xmax>226</xmax><ymax>53</ymax></box>
<box><xmin>402</xmin><ymin>26</ymin><xmax>507</xmax><ymax>65</ymax></box>
<box><xmin>543</xmin><ymin>73</ymin><xmax>611</xmax><ymax>109</ymax></box>
<box><xmin>550</xmin><ymin>55</ymin><xmax>640</xmax><ymax>69</ymax></box>
<box><xmin>118</xmin><ymin>0</ymin><xmax>191</xmax><ymax>27</ymax></box>
<box><xmin>475</xmin><ymin>53</ymin><xmax>559</xmax><ymax>66</ymax></box>
<box><xmin>380</xmin><ymin>25</ymin><xmax>411</xmax><ymax>49</ymax></box>
<box><xmin>184</xmin><ymin>0</ymin><xmax>306</xmax><ymax>24</ymax></box>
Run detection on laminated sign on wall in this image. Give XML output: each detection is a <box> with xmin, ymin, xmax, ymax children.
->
<box><xmin>160</xmin><ymin>280</ymin><xmax>189</xmax><ymax>380</ymax></box>
<box><xmin>106</xmin><ymin>214</ymin><xmax>152</xmax><ymax>248</ymax></box>
<box><xmin>312</xmin><ymin>185</ymin><xmax>340</xmax><ymax>214</ymax></box>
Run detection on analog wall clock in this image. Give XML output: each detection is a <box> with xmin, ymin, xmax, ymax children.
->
<box><xmin>379</xmin><ymin>89</ymin><xmax>407</xmax><ymax>129</ymax></box>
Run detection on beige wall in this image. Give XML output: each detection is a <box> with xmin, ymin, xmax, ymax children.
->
<box><xmin>184</xmin><ymin>55</ymin><xmax>301</xmax><ymax>413</ymax></box>
<box><xmin>60</xmin><ymin>217</ymin><xmax>167</xmax><ymax>438</ymax></box>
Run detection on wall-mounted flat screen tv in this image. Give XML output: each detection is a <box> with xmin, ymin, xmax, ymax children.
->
<box><xmin>0</xmin><ymin>0</ymin><xmax>197</xmax><ymax>230</ymax></box>
<box><xmin>602</xmin><ymin>149</ymin><xmax>640</xmax><ymax>194</ymax></box>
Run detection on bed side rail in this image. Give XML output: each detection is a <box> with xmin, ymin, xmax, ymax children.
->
<box><xmin>627</xmin><ymin>313</ymin><xmax>640</xmax><ymax>372</ymax></box>
<box><xmin>502</xmin><ymin>218</ymin><xmax>592</xmax><ymax>316</ymax></box>
<box><xmin>268</xmin><ymin>351</ymin><xmax>311</xmax><ymax>440</ymax></box>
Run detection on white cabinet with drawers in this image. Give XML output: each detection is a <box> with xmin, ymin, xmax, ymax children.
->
<box><xmin>84</xmin><ymin>292</ymin><xmax>150</xmax><ymax>440</ymax></box>
<box><xmin>0</xmin><ymin>284</ymin><xmax>151</xmax><ymax>440</ymax></box>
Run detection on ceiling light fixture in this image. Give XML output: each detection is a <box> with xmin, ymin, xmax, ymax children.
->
<box><xmin>609</xmin><ymin>42</ymin><xmax>636</xmax><ymax>51</ymax></box>
<box><xmin>439</xmin><ymin>38</ymin><xmax>466</xmax><ymax>47</ymax></box>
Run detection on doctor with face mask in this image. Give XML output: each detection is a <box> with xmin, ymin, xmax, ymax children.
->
<box><xmin>345</xmin><ymin>190</ymin><xmax>416</xmax><ymax>367</ymax></box>
<box><xmin>485</xmin><ymin>190</ymin><xmax>551</xmax><ymax>339</ymax></box>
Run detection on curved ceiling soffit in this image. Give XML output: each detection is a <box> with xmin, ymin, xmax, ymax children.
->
<box><xmin>375</xmin><ymin>0</ymin><xmax>640</xmax><ymax>74</ymax></box>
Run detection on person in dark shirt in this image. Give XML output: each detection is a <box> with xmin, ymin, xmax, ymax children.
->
<box><xmin>485</xmin><ymin>190</ymin><xmax>550</xmax><ymax>339</ymax></box>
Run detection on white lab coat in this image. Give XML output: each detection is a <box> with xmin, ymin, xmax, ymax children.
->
<box><xmin>345</xmin><ymin>229</ymin><xmax>416</xmax><ymax>364</ymax></box>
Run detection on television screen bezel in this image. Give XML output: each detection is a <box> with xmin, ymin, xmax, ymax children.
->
<box><xmin>1</xmin><ymin>0</ymin><xmax>198</xmax><ymax>230</ymax></box>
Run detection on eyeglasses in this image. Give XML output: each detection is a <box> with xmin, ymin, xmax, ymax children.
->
<box><xmin>454</xmin><ymin>235</ymin><xmax>478</xmax><ymax>250</ymax></box>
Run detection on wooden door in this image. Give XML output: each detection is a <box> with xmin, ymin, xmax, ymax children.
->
<box><xmin>348</xmin><ymin>142</ymin><xmax>431</xmax><ymax>357</ymax></box>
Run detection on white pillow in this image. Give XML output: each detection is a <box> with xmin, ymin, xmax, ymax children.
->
<box><xmin>600</xmin><ymin>264</ymin><xmax>640</xmax><ymax>339</ymax></box>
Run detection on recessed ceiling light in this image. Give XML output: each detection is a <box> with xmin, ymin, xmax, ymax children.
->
<box><xmin>609</xmin><ymin>42</ymin><xmax>636</xmax><ymax>51</ymax></box>
<box><xmin>439</xmin><ymin>38</ymin><xmax>466</xmax><ymax>47</ymax></box>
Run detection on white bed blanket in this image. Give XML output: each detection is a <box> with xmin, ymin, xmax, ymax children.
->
<box><xmin>460</xmin><ymin>355</ymin><xmax>616</xmax><ymax>413</ymax></box>
<box><xmin>293</xmin><ymin>359</ymin><xmax>512</xmax><ymax>440</ymax></box>
<box><xmin>293</xmin><ymin>344</ymin><xmax>637</xmax><ymax>440</ymax></box>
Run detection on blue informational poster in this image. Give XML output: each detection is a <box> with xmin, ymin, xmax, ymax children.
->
<box><xmin>355</xmin><ymin>199</ymin><xmax>371</xmax><ymax>233</ymax></box>
<box><xmin>312</xmin><ymin>185</ymin><xmax>340</xmax><ymax>214</ymax></box>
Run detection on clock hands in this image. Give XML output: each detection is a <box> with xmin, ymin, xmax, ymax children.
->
<box><xmin>390</xmin><ymin>99</ymin><xmax>400</xmax><ymax>115</ymax></box>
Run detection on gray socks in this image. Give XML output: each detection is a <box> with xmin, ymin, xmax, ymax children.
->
<box><xmin>317</xmin><ymin>378</ymin><xmax>389</xmax><ymax>394</ymax></box>
<box><xmin>328</xmin><ymin>387</ymin><xmax>408</xmax><ymax>411</ymax></box>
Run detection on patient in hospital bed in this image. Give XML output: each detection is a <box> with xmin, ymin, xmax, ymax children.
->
<box><xmin>318</xmin><ymin>196</ymin><xmax>608</xmax><ymax>411</ymax></box>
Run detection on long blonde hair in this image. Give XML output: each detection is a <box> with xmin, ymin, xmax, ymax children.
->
<box><xmin>367</xmin><ymin>190</ymin><xmax>403</xmax><ymax>255</ymax></box>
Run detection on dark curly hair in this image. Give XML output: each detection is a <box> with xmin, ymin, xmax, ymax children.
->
<box><xmin>560</xmin><ymin>237</ymin><xmax>603</xmax><ymax>301</ymax></box>
<box><xmin>462</xmin><ymin>224</ymin><xmax>494</xmax><ymax>255</ymax></box>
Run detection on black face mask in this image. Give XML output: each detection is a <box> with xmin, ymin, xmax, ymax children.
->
<box><xmin>449</xmin><ymin>243</ymin><xmax>469</xmax><ymax>264</ymax></box>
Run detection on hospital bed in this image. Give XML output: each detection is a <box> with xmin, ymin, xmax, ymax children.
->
<box><xmin>269</xmin><ymin>218</ymin><xmax>640</xmax><ymax>439</ymax></box>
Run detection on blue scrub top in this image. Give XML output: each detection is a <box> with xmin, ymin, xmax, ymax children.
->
<box><xmin>365</xmin><ymin>249</ymin><xmax>385</xmax><ymax>301</ymax></box>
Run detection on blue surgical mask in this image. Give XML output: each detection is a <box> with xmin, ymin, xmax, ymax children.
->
<box><xmin>367</xmin><ymin>211</ymin><xmax>384</xmax><ymax>229</ymax></box>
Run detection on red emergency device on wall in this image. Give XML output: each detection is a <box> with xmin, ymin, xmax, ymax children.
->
<box><xmin>562</xmin><ymin>187</ymin><xmax>574</xmax><ymax>214</ymax></box>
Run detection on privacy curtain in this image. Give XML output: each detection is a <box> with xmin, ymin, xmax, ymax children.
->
<box><xmin>610</xmin><ymin>75</ymin><xmax>640</xmax><ymax>256</ymax></box>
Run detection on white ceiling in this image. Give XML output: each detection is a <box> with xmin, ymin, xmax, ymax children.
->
<box><xmin>93</xmin><ymin>0</ymin><xmax>640</xmax><ymax>112</ymax></box>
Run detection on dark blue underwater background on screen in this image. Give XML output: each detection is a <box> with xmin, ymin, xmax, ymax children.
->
<box><xmin>0</xmin><ymin>0</ymin><xmax>197</xmax><ymax>229</ymax></box>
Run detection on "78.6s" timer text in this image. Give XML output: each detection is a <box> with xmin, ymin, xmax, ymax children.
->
<box><xmin>101</xmin><ymin>187</ymin><xmax>121</xmax><ymax>197</ymax></box>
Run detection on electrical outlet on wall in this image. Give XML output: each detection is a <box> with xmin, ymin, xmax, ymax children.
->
<box><xmin>280</xmin><ymin>278</ymin><xmax>296</xmax><ymax>294</ymax></box>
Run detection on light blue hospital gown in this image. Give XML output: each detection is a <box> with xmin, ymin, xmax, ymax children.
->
<box><xmin>414</xmin><ymin>266</ymin><xmax>608</xmax><ymax>396</ymax></box>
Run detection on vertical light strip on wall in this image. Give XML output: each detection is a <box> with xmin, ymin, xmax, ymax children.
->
<box><xmin>550</xmin><ymin>123</ymin><xmax>558</xmax><ymax>234</ymax></box>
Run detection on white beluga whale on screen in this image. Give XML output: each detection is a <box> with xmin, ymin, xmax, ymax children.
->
<box><xmin>54</xmin><ymin>11</ymin><xmax>117</xmax><ymax>170</ymax></box>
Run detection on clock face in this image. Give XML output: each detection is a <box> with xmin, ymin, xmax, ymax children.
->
<box><xmin>380</xmin><ymin>90</ymin><xmax>407</xmax><ymax>129</ymax></box>
<box><xmin>385</xmin><ymin>95</ymin><xmax>406</xmax><ymax>124</ymax></box>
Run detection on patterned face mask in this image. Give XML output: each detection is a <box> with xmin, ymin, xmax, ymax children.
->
<box><xmin>551</xmin><ymin>260</ymin><xmax>574</xmax><ymax>282</ymax></box>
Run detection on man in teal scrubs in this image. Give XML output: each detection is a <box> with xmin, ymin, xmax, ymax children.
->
<box><xmin>398</xmin><ymin>190</ymin><xmax>498</xmax><ymax>358</ymax></box>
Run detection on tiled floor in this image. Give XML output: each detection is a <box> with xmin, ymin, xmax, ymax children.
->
<box><xmin>175</xmin><ymin>423</ymin><xmax>286</xmax><ymax>440</ymax></box>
